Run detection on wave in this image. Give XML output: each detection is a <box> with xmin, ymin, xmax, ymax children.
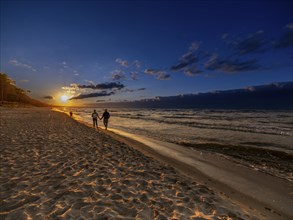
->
<box><xmin>64</xmin><ymin>107</ymin><xmax>292</xmax><ymax>155</ymax></box>
<box><xmin>115</xmin><ymin>114</ymin><xmax>292</xmax><ymax>137</ymax></box>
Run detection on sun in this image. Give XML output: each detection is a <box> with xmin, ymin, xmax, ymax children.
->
<box><xmin>60</xmin><ymin>95</ymin><xmax>69</xmax><ymax>103</ymax></box>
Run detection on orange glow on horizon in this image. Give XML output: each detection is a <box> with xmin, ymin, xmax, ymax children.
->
<box><xmin>52</xmin><ymin>93</ymin><xmax>76</xmax><ymax>106</ymax></box>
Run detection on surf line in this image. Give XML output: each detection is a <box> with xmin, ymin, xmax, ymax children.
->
<box><xmin>105</xmin><ymin>128</ymin><xmax>292</xmax><ymax>220</ymax></box>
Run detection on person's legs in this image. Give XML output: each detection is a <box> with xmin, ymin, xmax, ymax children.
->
<box><xmin>93</xmin><ymin>118</ymin><xmax>98</xmax><ymax>128</ymax></box>
<box><xmin>104</xmin><ymin>119</ymin><xmax>108</xmax><ymax>129</ymax></box>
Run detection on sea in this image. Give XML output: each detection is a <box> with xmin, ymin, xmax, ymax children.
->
<box><xmin>61</xmin><ymin>107</ymin><xmax>293</xmax><ymax>154</ymax></box>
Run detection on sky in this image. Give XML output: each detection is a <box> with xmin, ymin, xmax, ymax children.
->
<box><xmin>1</xmin><ymin>0</ymin><xmax>292</xmax><ymax>106</ymax></box>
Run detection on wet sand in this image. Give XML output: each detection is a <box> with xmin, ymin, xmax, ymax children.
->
<box><xmin>105</xmin><ymin>128</ymin><xmax>293</xmax><ymax>219</ymax></box>
<box><xmin>0</xmin><ymin>107</ymin><xmax>290</xmax><ymax>219</ymax></box>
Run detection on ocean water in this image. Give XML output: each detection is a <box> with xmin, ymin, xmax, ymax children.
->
<box><xmin>63</xmin><ymin>108</ymin><xmax>293</xmax><ymax>154</ymax></box>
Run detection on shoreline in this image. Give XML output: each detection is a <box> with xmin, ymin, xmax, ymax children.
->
<box><xmin>58</xmin><ymin>107</ymin><xmax>293</xmax><ymax>219</ymax></box>
<box><xmin>64</xmin><ymin>108</ymin><xmax>293</xmax><ymax>219</ymax></box>
<box><xmin>101</xmin><ymin>128</ymin><xmax>293</xmax><ymax>219</ymax></box>
<box><xmin>0</xmin><ymin>107</ymin><xmax>292</xmax><ymax>219</ymax></box>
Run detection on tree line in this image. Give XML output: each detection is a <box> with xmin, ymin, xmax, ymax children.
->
<box><xmin>0</xmin><ymin>73</ymin><xmax>49</xmax><ymax>107</ymax></box>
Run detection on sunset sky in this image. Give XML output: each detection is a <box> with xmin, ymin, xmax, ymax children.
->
<box><xmin>1</xmin><ymin>0</ymin><xmax>292</xmax><ymax>105</ymax></box>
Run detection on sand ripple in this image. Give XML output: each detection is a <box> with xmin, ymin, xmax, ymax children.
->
<box><xmin>0</xmin><ymin>108</ymin><xmax>256</xmax><ymax>219</ymax></box>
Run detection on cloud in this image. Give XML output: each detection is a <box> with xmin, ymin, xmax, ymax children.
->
<box><xmin>169</xmin><ymin>42</ymin><xmax>210</xmax><ymax>77</ymax></box>
<box><xmin>111</xmin><ymin>70</ymin><xmax>125</xmax><ymax>81</ymax></box>
<box><xmin>184</xmin><ymin>67</ymin><xmax>202</xmax><ymax>76</ymax></box>
<box><xmin>227</xmin><ymin>26</ymin><xmax>292</xmax><ymax>53</ymax></box>
<box><xmin>189</xmin><ymin>41</ymin><xmax>201</xmax><ymax>51</ymax></box>
<box><xmin>269</xmin><ymin>82</ymin><xmax>285</xmax><ymax>88</ymax></box>
<box><xmin>171</xmin><ymin>52</ymin><xmax>198</xmax><ymax>71</ymax></box>
<box><xmin>245</xmin><ymin>86</ymin><xmax>256</xmax><ymax>92</ymax></box>
<box><xmin>232</xmin><ymin>31</ymin><xmax>268</xmax><ymax>55</ymax></box>
<box><xmin>78</xmin><ymin>82</ymin><xmax>125</xmax><ymax>90</ymax></box>
<box><xmin>63</xmin><ymin>82</ymin><xmax>125</xmax><ymax>101</ymax></box>
<box><xmin>170</xmin><ymin>41</ymin><xmax>208</xmax><ymax>76</ymax></box>
<box><xmin>133</xmin><ymin>60</ymin><xmax>141</xmax><ymax>68</ymax></box>
<box><xmin>116</xmin><ymin>58</ymin><xmax>142</xmax><ymax>69</ymax></box>
<box><xmin>205</xmin><ymin>54</ymin><xmax>262</xmax><ymax>73</ymax></box>
<box><xmin>221</xmin><ymin>33</ymin><xmax>229</xmax><ymax>40</ymax></box>
<box><xmin>157</xmin><ymin>72</ymin><xmax>170</xmax><ymax>80</ymax></box>
<box><xmin>20</xmin><ymin>79</ymin><xmax>29</xmax><ymax>83</ymax></box>
<box><xmin>9</xmin><ymin>58</ymin><xmax>37</xmax><ymax>72</ymax></box>
<box><xmin>123</xmin><ymin>88</ymin><xmax>135</xmax><ymax>93</ymax></box>
<box><xmin>285</xmin><ymin>23</ymin><xmax>293</xmax><ymax>30</ymax></box>
<box><xmin>130</xmin><ymin>72</ymin><xmax>139</xmax><ymax>80</ymax></box>
<box><xmin>84</xmin><ymin>80</ymin><xmax>94</xmax><ymax>85</ymax></box>
<box><xmin>274</xmin><ymin>26</ymin><xmax>293</xmax><ymax>48</ymax></box>
<box><xmin>144</xmin><ymin>69</ymin><xmax>170</xmax><ymax>80</ymax></box>
<box><xmin>115</xmin><ymin>58</ymin><xmax>129</xmax><ymax>67</ymax></box>
<box><xmin>62</xmin><ymin>84</ymin><xmax>80</xmax><ymax>94</ymax></box>
<box><xmin>121</xmin><ymin>87</ymin><xmax>146</xmax><ymax>93</ymax></box>
<box><xmin>43</xmin><ymin>95</ymin><xmax>54</xmax><ymax>100</ymax></box>
<box><xmin>60</xmin><ymin>61</ymin><xmax>70</xmax><ymax>69</ymax></box>
<box><xmin>70</xmin><ymin>91</ymin><xmax>114</xmax><ymax>100</ymax></box>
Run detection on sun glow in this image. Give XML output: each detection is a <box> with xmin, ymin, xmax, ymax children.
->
<box><xmin>60</xmin><ymin>95</ymin><xmax>69</xmax><ymax>103</ymax></box>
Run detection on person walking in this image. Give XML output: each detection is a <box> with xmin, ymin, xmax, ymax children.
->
<box><xmin>91</xmin><ymin>109</ymin><xmax>100</xmax><ymax>128</ymax></box>
<box><xmin>100</xmin><ymin>109</ymin><xmax>110</xmax><ymax>130</ymax></box>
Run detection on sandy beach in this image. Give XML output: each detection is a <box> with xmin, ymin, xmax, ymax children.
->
<box><xmin>0</xmin><ymin>108</ymin><xmax>291</xmax><ymax>219</ymax></box>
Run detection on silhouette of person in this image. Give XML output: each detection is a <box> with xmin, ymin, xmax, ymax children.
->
<box><xmin>69</xmin><ymin>111</ymin><xmax>73</xmax><ymax>117</ymax></box>
<box><xmin>100</xmin><ymin>109</ymin><xmax>110</xmax><ymax>130</ymax></box>
<box><xmin>91</xmin><ymin>109</ymin><xmax>100</xmax><ymax>128</ymax></box>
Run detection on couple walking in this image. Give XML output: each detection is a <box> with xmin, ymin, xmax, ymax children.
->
<box><xmin>92</xmin><ymin>109</ymin><xmax>110</xmax><ymax>129</ymax></box>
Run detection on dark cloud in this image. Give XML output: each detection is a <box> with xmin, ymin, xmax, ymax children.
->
<box><xmin>232</xmin><ymin>31</ymin><xmax>268</xmax><ymax>55</ymax></box>
<box><xmin>70</xmin><ymin>91</ymin><xmax>114</xmax><ymax>100</ymax></box>
<box><xmin>274</xmin><ymin>29</ymin><xmax>293</xmax><ymax>48</ymax></box>
<box><xmin>245</xmin><ymin>86</ymin><xmax>256</xmax><ymax>92</ymax></box>
<box><xmin>78</xmin><ymin>82</ymin><xmax>125</xmax><ymax>90</ymax></box>
<box><xmin>121</xmin><ymin>88</ymin><xmax>146</xmax><ymax>93</ymax></box>
<box><xmin>144</xmin><ymin>69</ymin><xmax>170</xmax><ymax>80</ymax></box>
<box><xmin>43</xmin><ymin>95</ymin><xmax>54</xmax><ymax>100</ymax></box>
<box><xmin>123</xmin><ymin>82</ymin><xmax>293</xmax><ymax>109</ymax></box>
<box><xmin>171</xmin><ymin>52</ymin><xmax>198</xmax><ymax>71</ymax></box>
<box><xmin>205</xmin><ymin>54</ymin><xmax>262</xmax><ymax>73</ymax></box>
<box><xmin>157</xmin><ymin>72</ymin><xmax>170</xmax><ymax>80</ymax></box>
<box><xmin>170</xmin><ymin>42</ymin><xmax>208</xmax><ymax>76</ymax></box>
<box><xmin>123</xmin><ymin>88</ymin><xmax>135</xmax><ymax>93</ymax></box>
<box><xmin>184</xmin><ymin>67</ymin><xmax>202</xmax><ymax>76</ymax></box>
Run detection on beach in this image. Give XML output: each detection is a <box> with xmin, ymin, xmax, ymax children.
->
<box><xmin>0</xmin><ymin>108</ymin><xmax>291</xmax><ymax>219</ymax></box>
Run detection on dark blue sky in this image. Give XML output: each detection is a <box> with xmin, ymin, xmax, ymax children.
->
<box><xmin>1</xmin><ymin>0</ymin><xmax>292</xmax><ymax>105</ymax></box>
